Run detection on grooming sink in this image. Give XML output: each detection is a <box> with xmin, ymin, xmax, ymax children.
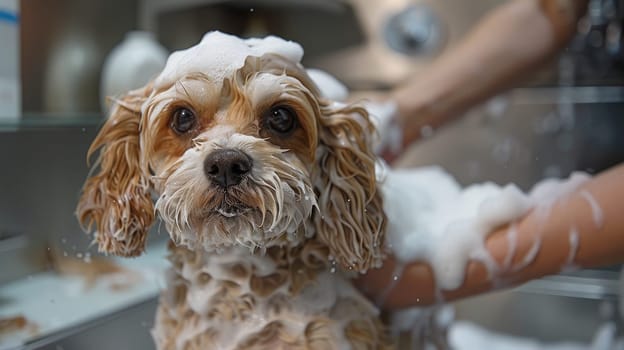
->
<box><xmin>0</xmin><ymin>243</ymin><xmax>168</xmax><ymax>350</ymax></box>
<box><xmin>453</xmin><ymin>269</ymin><xmax>623</xmax><ymax>346</ymax></box>
<box><xmin>6</xmin><ymin>0</ymin><xmax>623</xmax><ymax>348</ymax></box>
<box><xmin>12</xmin><ymin>270</ymin><xmax>621</xmax><ymax>349</ymax></box>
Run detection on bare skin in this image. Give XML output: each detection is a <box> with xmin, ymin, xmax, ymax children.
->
<box><xmin>356</xmin><ymin>163</ymin><xmax>624</xmax><ymax>310</ymax></box>
<box><xmin>383</xmin><ymin>0</ymin><xmax>589</xmax><ymax>161</ymax></box>
<box><xmin>354</xmin><ymin>0</ymin><xmax>624</xmax><ymax>310</ymax></box>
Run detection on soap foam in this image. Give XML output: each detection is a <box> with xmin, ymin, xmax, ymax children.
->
<box><xmin>379</xmin><ymin>163</ymin><xmax>590</xmax><ymax>290</ymax></box>
<box><xmin>580</xmin><ymin>189</ymin><xmax>604</xmax><ymax>229</ymax></box>
<box><xmin>562</xmin><ymin>226</ymin><xmax>580</xmax><ymax>272</ymax></box>
<box><xmin>511</xmin><ymin>238</ymin><xmax>542</xmax><ymax>273</ymax></box>
<box><xmin>364</xmin><ymin>100</ymin><xmax>403</xmax><ymax>155</ymax></box>
<box><xmin>153</xmin><ymin>31</ymin><xmax>304</xmax><ymax>90</ymax></box>
<box><xmin>305</xmin><ymin>68</ymin><xmax>348</xmax><ymax>101</ymax></box>
<box><xmin>502</xmin><ymin>224</ymin><xmax>518</xmax><ymax>270</ymax></box>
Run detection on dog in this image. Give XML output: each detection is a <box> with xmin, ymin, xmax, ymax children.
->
<box><xmin>77</xmin><ymin>31</ymin><xmax>390</xmax><ymax>349</ymax></box>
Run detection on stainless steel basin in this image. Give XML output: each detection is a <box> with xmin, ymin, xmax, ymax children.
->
<box><xmin>454</xmin><ymin>269</ymin><xmax>623</xmax><ymax>344</ymax></box>
<box><xmin>22</xmin><ymin>298</ymin><xmax>158</xmax><ymax>350</ymax></box>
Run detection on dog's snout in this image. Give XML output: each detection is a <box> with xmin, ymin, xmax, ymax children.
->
<box><xmin>204</xmin><ymin>149</ymin><xmax>253</xmax><ymax>188</ymax></box>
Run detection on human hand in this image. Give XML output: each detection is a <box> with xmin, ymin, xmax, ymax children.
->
<box><xmin>355</xmin><ymin>164</ymin><xmax>624</xmax><ymax>310</ymax></box>
<box><xmin>353</xmin><ymin>89</ymin><xmax>444</xmax><ymax>164</ymax></box>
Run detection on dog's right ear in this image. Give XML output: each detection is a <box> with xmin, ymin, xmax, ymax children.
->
<box><xmin>77</xmin><ymin>86</ymin><xmax>154</xmax><ymax>257</ymax></box>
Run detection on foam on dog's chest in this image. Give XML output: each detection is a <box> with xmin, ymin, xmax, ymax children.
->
<box><xmin>154</xmin><ymin>247</ymin><xmax>379</xmax><ymax>350</ymax></box>
<box><xmin>153</xmin><ymin>31</ymin><xmax>303</xmax><ymax>89</ymax></box>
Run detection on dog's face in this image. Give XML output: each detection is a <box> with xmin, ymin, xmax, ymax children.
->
<box><xmin>77</xmin><ymin>32</ymin><xmax>385</xmax><ymax>271</ymax></box>
<box><xmin>148</xmin><ymin>57</ymin><xmax>321</xmax><ymax>251</ymax></box>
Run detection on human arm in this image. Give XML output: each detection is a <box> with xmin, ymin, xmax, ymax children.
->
<box><xmin>384</xmin><ymin>0</ymin><xmax>588</xmax><ymax>159</ymax></box>
<box><xmin>355</xmin><ymin>163</ymin><xmax>624</xmax><ymax>310</ymax></box>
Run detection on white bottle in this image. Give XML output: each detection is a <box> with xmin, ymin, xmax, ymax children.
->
<box><xmin>100</xmin><ymin>31</ymin><xmax>168</xmax><ymax>114</ymax></box>
<box><xmin>0</xmin><ymin>0</ymin><xmax>20</xmax><ymax>121</ymax></box>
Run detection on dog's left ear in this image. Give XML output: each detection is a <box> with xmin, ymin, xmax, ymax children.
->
<box><xmin>76</xmin><ymin>86</ymin><xmax>154</xmax><ymax>257</ymax></box>
<box><xmin>313</xmin><ymin>101</ymin><xmax>386</xmax><ymax>272</ymax></box>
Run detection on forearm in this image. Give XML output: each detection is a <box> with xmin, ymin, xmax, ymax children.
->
<box><xmin>505</xmin><ymin>163</ymin><xmax>624</xmax><ymax>277</ymax></box>
<box><xmin>392</xmin><ymin>0</ymin><xmax>587</xmax><ymax>144</ymax></box>
<box><xmin>356</xmin><ymin>164</ymin><xmax>624</xmax><ymax>310</ymax></box>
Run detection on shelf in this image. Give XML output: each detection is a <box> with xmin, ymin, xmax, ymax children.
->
<box><xmin>0</xmin><ymin>113</ymin><xmax>103</xmax><ymax>132</ymax></box>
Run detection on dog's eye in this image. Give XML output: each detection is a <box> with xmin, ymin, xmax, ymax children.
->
<box><xmin>265</xmin><ymin>106</ymin><xmax>297</xmax><ymax>135</ymax></box>
<box><xmin>171</xmin><ymin>108</ymin><xmax>196</xmax><ymax>134</ymax></box>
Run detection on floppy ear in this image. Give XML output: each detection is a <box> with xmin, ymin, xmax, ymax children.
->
<box><xmin>313</xmin><ymin>101</ymin><xmax>387</xmax><ymax>272</ymax></box>
<box><xmin>76</xmin><ymin>87</ymin><xmax>154</xmax><ymax>257</ymax></box>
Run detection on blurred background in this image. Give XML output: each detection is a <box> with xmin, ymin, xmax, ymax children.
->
<box><xmin>1</xmin><ymin>0</ymin><xmax>623</xmax><ymax>349</ymax></box>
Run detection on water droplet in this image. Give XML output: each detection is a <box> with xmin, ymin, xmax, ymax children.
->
<box><xmin>492</xmin><ymin>138</ymin><xmax>514</xmax><ymax>164</ymax></box>
<box><xmin>420</xmin><ymin>125</ymin><xmax>434</xmax><ymax>138</ymax></box>
<box><xmin>485</xmin><ymin>96</ymin><xmax>509</xmax><ymax>120</ymax></box>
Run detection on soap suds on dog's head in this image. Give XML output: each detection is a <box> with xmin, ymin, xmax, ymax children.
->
<box><xmin>154</xmin><ymin>31</ymin><xmax>304</xmax><ymax>89</ymax></box>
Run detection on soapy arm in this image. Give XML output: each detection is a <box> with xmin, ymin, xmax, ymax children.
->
<box><xmin>355</xmin><ymin>163</ymin><xmax>624</xmax><ymax>310</ymax></box>
<box><xmin>384</xmin><ymin>0</ymin><xmax>588</xmax><ymax>160</ymax></box>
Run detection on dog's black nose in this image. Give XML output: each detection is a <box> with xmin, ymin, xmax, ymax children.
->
<box><xmin>204</xmin><ymin>149</ymin><xmax>253</xmax><ymax>188</ymax></box>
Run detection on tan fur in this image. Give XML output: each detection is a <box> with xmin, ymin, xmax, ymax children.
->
<box><xmin>153</xmin><ymin>243</ymin><xmax>391</xmax><ymax>350</ymax></box>
<box><xmin>314</xmin><ymin>101</ymin><xmax>386</xmax><ymax>271</ymax></box>
<box><xmin>77</xmin><ymin>86</ymin><xmax>154</xmax><ymax>257</ymax></box>
<box><xmin>77</xmin><ymin>47</ymin><xmax>391</xmax><ymax>349</ymax></box>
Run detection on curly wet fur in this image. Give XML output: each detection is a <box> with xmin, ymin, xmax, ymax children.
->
<box><xmin>154</xmin><ymin>242</ymin><xmax>391</xmax><ymax>350</ymax></box>
<box><xmin>77</xmin><ymin>86</ymin><xmax>154</xmax><ymax>257</ymax></box>
<box><xmin>77</xmin><ymin>38</ymin><xmax>389</xmax><ymax>349</ymax></box>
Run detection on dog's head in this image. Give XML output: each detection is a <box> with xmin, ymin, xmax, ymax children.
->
<box><xmin>77</xmin><ymin>32</ymin><xmax>385</xmax><ymax>271</ymax></box>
